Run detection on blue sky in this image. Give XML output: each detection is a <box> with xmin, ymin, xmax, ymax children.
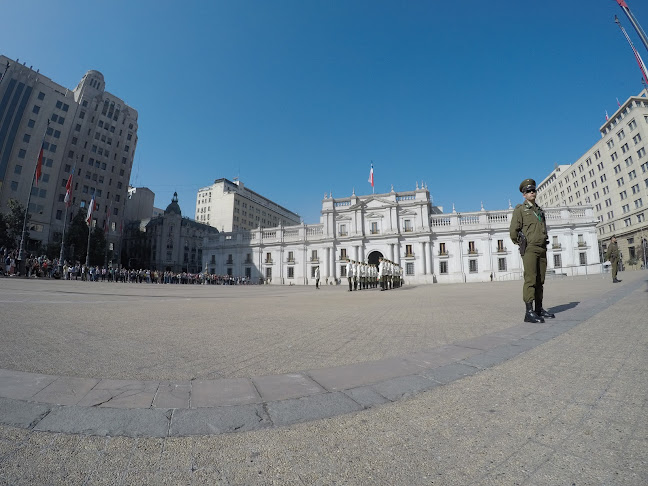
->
<box><xmin>3</xmin><ymin>0</ymin><xmax>648</xmax><ymax>223</ymax></box>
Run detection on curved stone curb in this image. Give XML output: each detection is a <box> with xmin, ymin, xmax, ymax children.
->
<box><xmin>1</xmin><ymin>278</ymin><xmax>644</xmax><ymax>437</ymax></box>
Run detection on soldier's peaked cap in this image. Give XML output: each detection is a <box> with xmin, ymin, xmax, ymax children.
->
<box><xmin>519</xmin><ymin>179</ymin><xmax>536</xmax><ymax>192</ymax></box>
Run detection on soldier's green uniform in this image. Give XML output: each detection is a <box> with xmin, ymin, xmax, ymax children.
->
<box><xmin>510</xmin><ymin>178</ymin><xmax>555</xmax><ymax>323</ymax></box>
<box><xmin>605</xmin><ymin>237</ymin><xmax>621</xmax><ymax>283</ymax></box>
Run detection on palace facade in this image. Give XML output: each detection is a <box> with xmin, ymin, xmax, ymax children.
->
<box><xmin>202</xmin><ymin>185</ymin><xmax>602</xmax><ymax>285</ymax></box>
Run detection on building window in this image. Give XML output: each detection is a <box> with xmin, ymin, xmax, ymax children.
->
<box><xmin>579</xmin><ymin>253</ymin><xmax>587</xmax><ymax>265</ymax></box>
<box><xmin>497</xmin><ymin>239</ymin><xmax>505</xmax><ymax>252</ymax></box>
<box><xmin>287</xmin><ymin>267</ymin><xmax>294</xmax><ymax>278</ymax></box>
<box><xmin>439</xmin><ymin>261</ymin><xmax>448</xmax><ymax>274</ymax></box>
<box><xmin>311</xmin><ymin>249</ymin><xmax>318</xmax><ymax>261</ymax></box>
<box><xmin>287</xmin><ymin>251</ymin><xmax>294</xmax><ymax>263</ymax></box>
<box><xmin>265</xmin><ymin>252</ymin><xmax>272</xmax><ymax>263</ymax></box>
<box><xmin>469</xmin><ymin>259</ymin><xmax>478</xmax><ymax>273</ymax></box>
<box><xmin>405</xmin><ymin>244</ymin><xmax>413</xmax><ymax>257</ymax></box>
<box><xmin>406</xmin><ymin>263</ymin><xmax>415</xmax><ymax>276</ymax></box>
<box><xmin>498</xmin><ymin>258</ymin><xmax>507</xmax><ymax>271</ymax></box>
<box><xmin>340</xmin><ymin>248</ymin><xmax>347</xmax><ymax>260</ymax></box>
<box><xmin>554</xmin><ymin>254</ymin><xmax>562</xmax><ymax>268</ymax></box>
<box><xmin>371</xmin><ymin>222</ymin><xmax>379</xmax><ymax>234</ymax></box>
<box><xmin>468</xmin><ymin>241</ymin><xmax>476</xmax><ymax>254</ymax></box>
<box><xmin>404</xmin><ymin>219</ymin><xmax>412</xmax><ymax>232</ymax></box>
<box><xmin>339</xmin><ymin>224</ymin><xmax>347</xmax><ymax>237</ymax></box>
<box><xmin>340</xmin><ymin>265</ymin><xmax>347</xmax><ymax>277</ymax></box>
<box><xmin>439</xmin><ymin>242</ymin><xmax>447</xmax><ymax>255</ymax></box>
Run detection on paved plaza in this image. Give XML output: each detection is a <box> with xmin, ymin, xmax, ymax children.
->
<box><xmin>0</xmin><ymin>272</ymin><xmax>646</xmax><ymax>484</ymax></box>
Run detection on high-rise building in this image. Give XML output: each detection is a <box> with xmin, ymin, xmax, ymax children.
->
<box><xmin>195</xmin><ymin>178</ymin><xmax>301</xmax><ymax>232</ymax></box>
<box><xmin>0</xmin><ymin>54</ymin><xmax>138</xmax><ymax>260</ymax></box>
<box><xmin>536</xmin><ymin>89</ymin><xmax>648</xmax><ymax>266</ymax></box>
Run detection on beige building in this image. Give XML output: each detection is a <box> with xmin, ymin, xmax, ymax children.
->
<box><xmin>536</xmin><ymin>89</ymin><xmax>648</xmax><ymax>266</ymax></box>
<box><xmin>0</xmin><ymin>54</ymin><xmax>138</xmax><ymax>259</ymax></box>
<box><xmin>195</xmin><ymin>178</ymin><xmax>300</xmax><ymax>232</ymax></box>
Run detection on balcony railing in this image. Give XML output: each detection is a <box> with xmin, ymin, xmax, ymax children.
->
<box><xmin>438</xmin><ymin>251</ymin><xmax>448</xmax><ymax>256</ymax></box>
<box><xmin>339</xmin><ymin>232</ymin><xmax>348</xmax><ymax>237</ymax></box>
<box><xmin>404</xmin><ymin>253</ymin><xmax>415</xmax><ymax>258</ymax></box>
<box><xmin>496</xmin><ymin>246</ymin><xmax>506</xmax><ymax>253</ymax></box>
<box><xmin>578</xmin><ymin>242</ymin><xmax>587</xmax><ymax>247</ymax></box>
<box><xmin>310</xmin><ymin>257</ymin><xmax>319</xmax><ymax>262</ymax></box>
<box><xmin>265</xmin><ymin>259</ymin><xmax>273</xmax><ymax>264</ymax></box>
<box><xmin>552</xmin><ymin>243</ymin><xmax>562</xmax><ymax>249</ymax></box>
<box><xmin>226</xmin><ymin>259</ymin><xmax>234</xmax><ymax>265</ymax></box>
<box><xmin>287</xmin><ymin>258</ymin><xmax>295</xmax><ymax>263</ymax></box>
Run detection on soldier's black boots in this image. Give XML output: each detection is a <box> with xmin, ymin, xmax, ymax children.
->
<box><xmin>535</xmin><ymin>302</ymin><xmax>555</xmax><ymax>319</ymax></box>
<box><xmin>613</xmin><ymin>278</ymin><xmax>622</xmax><ymax>283</ymax></box>
<box><xmin>524</xmin><ymin>302</ymin><xmax>544</xmax><ymax>323</ymax></box>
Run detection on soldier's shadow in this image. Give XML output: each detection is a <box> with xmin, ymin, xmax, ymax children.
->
<box><xmin>549</xmin><ymin>302</ymin><xmax>579</xmax><ymax>313</ymax></box>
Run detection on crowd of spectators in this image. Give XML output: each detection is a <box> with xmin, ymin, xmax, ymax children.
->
<box><xmin>1</xmin><ymin>247</ymin><xmax>252</xmax><ymax>285</ymax></box>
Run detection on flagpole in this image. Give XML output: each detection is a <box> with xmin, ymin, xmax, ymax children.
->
<box><xmin>58</xmin><ymin>161</ymin><xmax>76</xmax><ymax>275</ymax></box>
<box><xmin>615</xmin><ymin>0</ymin><xmax>648</xmax><ymax>53</ymax></box>
<box><xmin>17</xmin><ymin>122</ymin><xmax>49</xmax><ymax>275</ymax></box>
<box><xmin>85</xmin><ymin>191</ymin><xmax>95</xmax><ymax>268</ymax></box>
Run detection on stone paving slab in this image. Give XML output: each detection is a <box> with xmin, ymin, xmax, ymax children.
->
<box><xmin>0</xmin><ymin>369</ymin><xmax>57</xmax><ymax>400</ymax></box>
<box><xmin>32</xmin><ymin>406</ymin><xmax>171</xmax><ymax>437</ymax></box>
<box><xmin>190</xmin><ymin>378</ymin><xmax>259</xmax><ymax>407</ymax></box>
<box><xmin>252</xmin><ymin>373</ymin><xmax>325</xmax><ymax>401</ymax></box>
<box><xmin>151</xmin><ymin>381</ymin><xmax>191</xmax><ymax>409</ymax></box>
<box><xmin>31</xmin><ymin>376</ymin><xmax>100</xmax><ymax>406</ymax></box>
<box><xmin>75</xmin><ymin>379</ymin><xmax>159</xmax><ymax>408</ymax></box>
<box><xmin>169</xmin><ymin>404</ymin><xmax>270</xmax><ymax>436</ymax></box>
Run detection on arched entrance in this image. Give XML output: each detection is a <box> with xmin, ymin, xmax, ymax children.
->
<box><xmin>367</xmin><ymin>250</ymin><xmax>383</xmax><ymax>266</ymax></box>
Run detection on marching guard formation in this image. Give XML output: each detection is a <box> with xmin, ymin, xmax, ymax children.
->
<box><xmin>344</xmin><ymin>257</ymin><xmax>402</xmax><ymax>292</ymax></box>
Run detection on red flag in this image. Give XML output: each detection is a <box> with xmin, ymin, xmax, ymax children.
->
<box><xmin>605</xmin><ymin>110</ymin><xmax>609</xmax><ymax>121</ymax></box>
<box><xmin>35</xmin><ymin>146</ymin><xmax>43</xmax><ymax>186</ymax></box>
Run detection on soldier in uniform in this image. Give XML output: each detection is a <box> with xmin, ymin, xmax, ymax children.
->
<box><xmin>346</xmin><ymin>259</ymin><xmax>354</xmax><ymax>291</ymax></box>
<box><xmin>605</xmin><ymin>236</ymin><xmax>621</xmax><ymax>283</ymax></box>
<box><xmin>314</xmin><ymin>266</ymin><xmax>320</xmax><ymax>289</ymax></box>
<box><xmin>510</xmin><ymin>178</ymin><xmax>555</xmax><ymax>323</ymax></box>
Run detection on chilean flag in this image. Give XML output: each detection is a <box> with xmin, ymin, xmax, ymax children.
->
<box><xmin>368</xmin><ymin>163</ymin><xmax>374</xmax><ymax>187</ymax></box>
<box><xmin>64</xmin><ymin>172</ymin><xmax>73</xmax><ymax>207</ymax></box>
<box><xmin>35</xmin><ymin>145</ymin><xmax>43</xmax><ymax>186</ymax></box>
<box><xmin>86</xmin><ymin>193</ymin><xmax>96</xmax><ymax>227</ymax></box>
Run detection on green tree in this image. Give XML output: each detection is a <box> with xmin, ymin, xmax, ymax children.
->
<box><xmin>88</xmin><ymin>227</ymin><xmax>106</xmax><ymax>266</ymax></box>
<box><xmin>0</xmin><ymin>199</ymin><xmax>29</xmax><ymax>250</ymax></box>
<box><xmin>64</xmin><ymin>211</ymin><xmax>90</xmax><ymax>263</ymax></box>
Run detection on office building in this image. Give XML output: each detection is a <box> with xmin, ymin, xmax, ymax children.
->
<box><xmin>536</xmin><ymin>89</ymin><xmax>648</xmax><ymax>266</ymax></box>
<box><xmin>195</xmin><ymin>178</ymin><xmax>301</xmax><ymax>232</ymax></box>
<box><xmin>0</xmin><ymin>54</ymin><xmax>138</xmax><ymax>261</ymax></box>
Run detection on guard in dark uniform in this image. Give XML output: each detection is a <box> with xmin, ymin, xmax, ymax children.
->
<box><xmin>605</xmin><ymin>236</ymin><xmax>621</xmax><ymax>283</ymax></box>
<box><xmin>510</xmin><ymin>179</ymin><xmax>556</xmax><ymax>323</ymax></box>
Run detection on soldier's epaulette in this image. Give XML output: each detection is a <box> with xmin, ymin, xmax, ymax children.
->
<box><xmin>514</xmin><ymin>203</ymin><xmax>524</xmax><ymax>209</ymax></box>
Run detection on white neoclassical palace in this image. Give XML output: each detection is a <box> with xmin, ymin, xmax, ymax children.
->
<box><xmin>202</xmin><ymin>185</ymin><xmax>602</xmax><ymax>285</ymax></box>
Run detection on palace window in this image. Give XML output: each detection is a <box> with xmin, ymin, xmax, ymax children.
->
<box><xmin>469</xmin><ymin>259</ymin><xmax>478</xmax><ymax>273</ymax></box>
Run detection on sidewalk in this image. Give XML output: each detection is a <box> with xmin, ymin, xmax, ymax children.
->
<box><xmin>0</xmin><ymin>273</ymin><xmax>646</xmax><ymax>484</ymax></box>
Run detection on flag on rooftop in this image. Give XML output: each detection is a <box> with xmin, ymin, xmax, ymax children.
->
<box><xmin>368</xmin><ymin>163</ymin><xmax>374</xmax><ymax>188</ymax></box>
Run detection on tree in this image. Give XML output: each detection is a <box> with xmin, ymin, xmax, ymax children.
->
<box><xmin>0</xmin><ymin>199</ymin><xmax>29</xmax><ymax>250</ymax></box>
